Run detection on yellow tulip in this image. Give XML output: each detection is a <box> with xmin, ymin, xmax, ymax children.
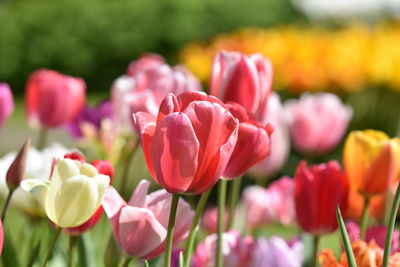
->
<box><xmin>343</xmin><ymin>130</ymin><xmax>399</xmax><ymax>196</ymax></box>
<box><xmin>21</xmin><ymin>158</ymin><xmax>109</xmax><ymax>228</ymax></box>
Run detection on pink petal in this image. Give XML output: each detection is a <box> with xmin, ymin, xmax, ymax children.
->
<box><xmin>128</xmin><ymin>180</ymin><xmax>151</xmax><ymax>208</ymax></box>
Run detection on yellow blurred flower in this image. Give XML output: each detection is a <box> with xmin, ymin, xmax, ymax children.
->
<box><xmin>21</xmin><ymin>158</ymin><xmax>110</xmax><ymax>228</ymax></box>
<box><xmin>343</xmin><ymin>130</ymin><xmax>399</xmax><ymax>196</ymax></box>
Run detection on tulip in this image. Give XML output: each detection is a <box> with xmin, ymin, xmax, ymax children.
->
<box><xmin>222</xmin><ymin>102</ymin><xmax>273</xmax><ymax>178</ymax></box>
<box><xmin>25</xmin><ymin>69</ymin><xmax>86</xmax><ymax>128</ymax></box>
<box><xmin>285</xmin><ymin>93</ymin><xmax>352</xmax><ymax>155</ymax></box>
<box><xmin>210</xmin><ymin>51</ymin><xmax>273</xmax><ymax>121</ymax></box>
<box><xmin>133</xmin><ymin>91</ymin><xmax>239</xmax><ymax>194</ymax></box>
<box><xmin>0</xmin><ymin>219</ymin><xmax>2</xmax><ymax>255</ymax></box>
<box><xmin>6</xmin><ymin>138</ymin><xmax>31</xmax><ymax>190</ymax></box>
<box><xmin>249</xmin><ymin>93</ymin><xmax>290</xmax><ymax>178</ymax></box>
<box><xmin>343</xmin><ymin>130</ymin><xmax>399</xmax><ymax>196</ymax></box>
<box><xmin>102</xmin><ymin>180</ymin><xmax>194</xmax><ymax>259</ymax></box>
<box><xmin>243</xmin><ymin>177</ymin><xmax>296</xmax><ymax>229</ymax></box>
<box><xmin>0</xmin><ymin>143</ymin><xmax>73</xmax><ymax>217</ymax></box>
<box><xmin>192</xmin><ymin>230</ymin><xmax>253</xmax><ymax>267</ymax></box>
<box><xmin>111</xmin><ymin>54</ymin><xmax>201</xmax><ymax>133</ymax></box>
<box><xmin>62</xmin><ymin>153</ymin><xmax>115</xmax><ymax>235</ymax></box>
<box><xmin>0</xmin><ymin>83</ymin><xmax>14</xmax><ymax>129</ymax></box>
<box><xmin>201</xmin><ymin>207</ymin><xmax>228</xmax><ymax>233</ymax></box>
<box><xmin>346</xmin><ymin>190</ymin><xmax>386</xmax><ymax>222</ymax></box>
<box><xmin>21</xmin><ymin>158</ymin><xmax>109</xmax><ymax>228</ymax></box>
<box><xmin>319</xmin><ymin>240</ymin><xmax>400</xmax><ymax>267</ymax></box>
<box><xmin>346</xmin><ymin>222</ymin><xmax>400</xmax><ymax>254</ymax></box>
<box><xmin>251</xmin><ymin>236</ymin><xmax>304</xmax><ymax>267</ymax></box>
<box><xmin>295</xmin><ymin>160</ymin><xmax>349</xmax><ymax>235</ymax></box>
<box><xmin>67</xmin><ymin>100</ymin><xmax>112</xmax><ymax>139</ymax></box>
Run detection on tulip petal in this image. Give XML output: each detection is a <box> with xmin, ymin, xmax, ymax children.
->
<box><xmin>20</xmin><ymin>179</ymin><xmax>50</xmax><ymax>209</ymax></box>
<box><xmin>343</xmin><ymin>132</ymin><xmax>367</xmax><ymax>191</ymax></box>
<box><xmin>118</xmin><ymin>206</ymin><xmax>167</xmax><ymax>259</ymax></box>
<box><xmin>150</xmin><ymin>112</ymin><xmax>199</xmax><ymax>193</ymax></box>
<box><xmin>128</xmin><ymin>179</ymin><xmax>150</xmax><ymax>207</ymax></box>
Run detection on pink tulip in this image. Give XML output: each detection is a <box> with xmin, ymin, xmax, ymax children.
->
<box><xmin>242</xmin><ymin>177</ymin><xmax>296</xmax><ymax>229</ymax></box>
<box><xmin>0</xmin><ymin>83</ymin><xmax>14</xmax><ymax>128</ymax></box>
<box><xmin>250</xmin><ymin>93</ymin><xmax>291</xmax><ymax>178</ymax></box>
<box><xmin>202</xmin><ymin>207</ymin><xmax>228</xmax><ymax>233</ymax></box>
<box><xmin>192</xmin><ymin>230</ymin><xmax>253</xmax><ymax>267</ymax></box>
<box><xmin>25</xmin><ymin>69</ymin><xmax>86</xmax><ymax>128</ymax></box>
<box><xmin>285</xmin><ymin>93</ymin><xmax>352</xmax><ymax>155</ymax></box>
<box><xmin>222</xmin><ymin>102</ymin><xmax>273</xmax><ymax>178</ymax></box>
<box><xmin>210</xmin><ymin>51</ymin><xmax>273</xmax><ymax>121</ymax></box>
<box><xmin>0</xmin><ymin>219</ymin><xmax>3</xmax><ymax>255</ymax></box>
<box><xmin>111</xmin><ymin>54</ymin><xmax>201</xmax><ymax>133</ymax></box>
<box><xmin>102</xmin><ymin>180</ymin><xmax>194</xmax><ymax>259</ymax></box>
<box><xmin>133</xmin><ymin>91</ymin><xmax>239</xmax><ymax>194</ymax></box>
<box><xmin>346</xmin><ymin>222</ymin><xmax>400</xmax><ymax>254</ymax></box>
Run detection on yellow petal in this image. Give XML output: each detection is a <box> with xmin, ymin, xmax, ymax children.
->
<box><xmin>20</xmin><ymin>179</ymin><xmax>50</xmax><ymax>210</ymax></box>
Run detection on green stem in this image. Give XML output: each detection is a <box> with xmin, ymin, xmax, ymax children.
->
<box><xmin>216</xmin><ymin>179</ymin><xmax>228</xmax><ymax>267</ymax></box>
<box><xmin>1</xmin><ymin>189</ymin><xmax>14</xmax><ymax>223</ymax></box>
<box><xmin>312</xmin><ymin>235</ymin><xmax>320</xmax><ymax>267</ymax></box>
<box><xmin>227</xmin><ymin>177</ymin><xmax>241</xmax><ymax>230</ymax></box>
<box><xmin>120</xmin><ymin>257</ymin><xmax>132</xmax><ymax>267</ymax></box>
<box><xmin>120</xmin><ymin>138</ymin><xmax>140</xmax><ymax>197</ymax></box>
<box><xmin>37</xmin><ymin>127</ymin><xmax>48</xmax><ymax>150</ymax></box>
<box><xmin>184</xmin><ymin>189</ymin><xmax>212</xmax><ymax>267</ymax></box>
<box><xmin>68</xmin><ymin>236</ymin><xmax>77</xmax><ymax>267</ymax></box>
<box><xmin>383</xmin><ymin>182</ymin><xmax>400</xmax><ymax>266</ymax></box>
<box><xmin>164</xmin><ymin>194</ymin><xmax>180</xmax><ymax>267</ymax></box>
<box><xmin>41</xmin><ymin>227</ymin><xmax>62</xmax><ymax>267</ymax></box>
<box><xmin>360</xmin><ymin>196</ymin><xmax>371</xmax><ymax>240</ymax></box>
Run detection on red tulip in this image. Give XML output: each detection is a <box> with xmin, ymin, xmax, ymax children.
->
<box><xmin>294</xmin><ymin>160</ymin><xmax>349</xmax><ymax>235</ymax></box>
<box><xmin>133</xmin><ymin>91</ymin><xmax>239</xmax><ymax>194</ymax></box>
<box><xmin>62</xmin><ymin>153</ymin><xmax>114</xmax><ymax>235</ymax></box>
<box><xmin>210</xmin><ymin>51</ymin><xmax>273</xmax><ymax>122</ymax></box>
<box><xmin>223</xmin><ymin>102</ymin><xmax>273</xmax><ymax>178</ymax></box>
<box><xmin>26</xmin><ymin>69</ymin><xmax>86</xmax><ymax>128</ymax></box>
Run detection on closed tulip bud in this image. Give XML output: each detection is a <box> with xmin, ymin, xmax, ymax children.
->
<box><xmin>210</xmin><ymin>51</ymin><xmax>273</xmax><ymax>121</ymax></box>
<box><xmin>133</xmin><ymin>91</ymin><xmax>239</xmax><ymax>194</ymax></box>
<box><xmin>21</xmin><ymin>158</ymin><xmax>109</xmax><ymax>228</ymax></box>
<box><xmin>222</xmin><ymin>102</ymin><xmax>273</xmax><ymax>178</ymax></box>
<box><xmin>285</xmin><ymin>93</ymin><xmax>352</xmax><ymax>155</ymax></box>
<box><xmin>343</xmin><ymin>130</ymin><xmax>400</xmax><ymax>196</ymax></box>
<box><xmin>250</xmin><ymin>93</ymin><xmax>291</xmax><ymax>179</ymax></box>
<box><xmin>294</xmin><ymin>160</ymin><xmax>349</xmax><ymax>235</ymax></box>
<box><xmin>25</xmin><ymin>69</ymin><xmax>86</xmax><ymax>128</ymax></box>
<box><xmin>102</xmin><ymin>180</ymin><xmax>194</xmax><ymax>259</ymax></box>
<box><xmin>0</xmin><ymin>83</ymin><xmax>14</xmax><ymax>129</ymax></box>
<box><xmin>6</xmin><ymin>138</ymin><xmax>31</xmax><ymax>190</ymax></box>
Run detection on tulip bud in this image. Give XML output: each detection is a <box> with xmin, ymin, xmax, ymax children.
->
<box><xmin>0</xmin><ymin>83</ymin><xmax>14</xmax><ymax>129</ymax></box>
<box><xmin>6</xmin><ymin>138</ymin><xmax>31</xmax><ymax>190</ymax></box>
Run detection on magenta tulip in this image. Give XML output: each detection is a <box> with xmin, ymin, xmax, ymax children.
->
<box><xmin>0</xmin><ymin>83</ymin><xmax>14</xmax><ymax>128</ymax></box>
<box><xmin>25</xmin><ymin>69</ymin><xmax>86</xmax><ymax>128</ymax></box>
<box><xmin>133</xmin><ymin>91</ymin><xmax>239</xmax><ymax>194</ymax></box>
<box><xmin>285</xmin><ymin>93</ymin><xmax>352</xmax><ymax>155</ymax></box>
<box><xmin>210</xmin><ymin>51</ymin><xmax>273</xmax><ymax>121</ymax></box>
<box><xmin>102</xmin><ymin>180</ymin><xmax>194</xmax><ymax>259</ymax></box>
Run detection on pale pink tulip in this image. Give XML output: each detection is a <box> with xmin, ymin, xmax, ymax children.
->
<box><xmin>250</xmin><ymin>93</ymin><xmax>290</xmax><ymax>178</ymax></box>
<box><xmin>192</xmin><ymin>230</ymin><xmax>253</xmax><ymax>267</ymax></box>
<box><xmin>102</xmin><ymin>180</ymin><xmax>194</xmax><ymax>259</ymax></box>
<box><xmin>285</xmin><ymin>93</ymin><xmax>352</xmax><ymax>155</ymax></box>
<box><xmin>210</xmin><ymin>51</ymin><xmax>273</xmax><ymax>122</ymax></box>
<box><xmin>0</xmin><ymin>83</ymin><xmax>14</xmax><ymax>128</ymax></box>
<box><xmin>111</xmin><ymin>54</ymin><xmax>201</xmax><ymax>133</ymax></box>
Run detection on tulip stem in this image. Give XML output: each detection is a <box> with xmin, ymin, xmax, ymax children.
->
<box><xmin>1</xmin><ymin>188</ymin><xmax>14</xmax><ymax>223</ymax></box>
<box><xmin>119</xmin><ymin>138</ymin><xmax>140</xmax><ymax>198</ymax></box>
<box><xmin>383</xmin><ymin>182</ymin><xmax>400</xmax><ymax>266</ymax></box>
<box><xmin>42</xmin><ymin>227</ymin><xmax>62</xmax><ymax>267</ymax></box>
<box><xmin>312</xmin><ymin>235</ymin><xmax>320</xmax><ymax>267</ymax></box>
<box><xmin>37</xmin><ymin>127</ymin><xmax>48</xmax><ymax>150</ymax></box>
<box><xmin>120</xmin><ymin>256</ymin><xmax>132</xmax><ymax>267</ymax></box>
<box><xmin>184</xmin><ymin>189</ymin><xmax>212</xmax><ymax>267</ymax></box>
<box><xmin>217</xmin><ymin>179</ymin><xmax>228</xmax><ymax>267</ymax></box>
<box><xmin>360</xmin><ymin>196</ymin><xmax>371</xmax><ymax>240</ymax></box>
<box><xmin>68</xmin><ymin>236</ymin><xmax>77</xmax><ymax>267</ymax></box>
<box><xmin>164</xmin><ymin>194</ymin><xmax>180</xmax><ymax>267</ymax></box>
<box><xmin>227</xmin><ymin>177</ymin><xmax>242</xmax><ymax>230</ymax></box>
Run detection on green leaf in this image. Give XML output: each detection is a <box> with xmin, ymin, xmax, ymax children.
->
<box><xmin>383</xmin><ymin>182</ymin><xmax>400</xmax><ymax>266</ymax></box>
<box><xmin>336</xmin><ymin>205</ymin><xmax>356</xmax><ymax>267</ymax></box>
<box><xmin>179</xmin><ymin>251</ymin><xmax>184</xmax><ymax>267</ymax></box>
<box><xmin>26</xmin><ymin>241</ymin><xmax>41</xmax><ymax>267</ymax></box>
<box><xmin>1</xmin><ymin>229</ymin><xmax>21</xmax><ymax>267</ymax></box>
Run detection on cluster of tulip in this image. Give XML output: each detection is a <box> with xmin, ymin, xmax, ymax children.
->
<box><xmin>179</xmin><ymin>23</ymin><xmax>400</xmax><ymax>93</ymax></box>
<box><xmin>0</xmin><ymin>49</ymin><xmax>400</xmax><ymax>267</ymax></box>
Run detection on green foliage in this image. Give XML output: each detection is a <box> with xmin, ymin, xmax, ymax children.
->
<box><xmin>0</xmin><ymin>0</ymin><xmax>300</xmax><ymax>92</ymax></box>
